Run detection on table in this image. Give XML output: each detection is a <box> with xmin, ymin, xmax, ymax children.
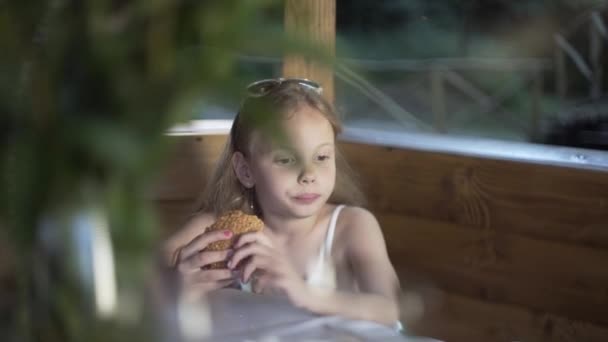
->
<box><xmin>176</xmin><ymin>289</ymin><xmax>441</xmax><ymax>342</ymax></box>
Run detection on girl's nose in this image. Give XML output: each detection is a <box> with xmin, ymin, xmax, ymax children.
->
<box><xmin>299</xmin><ymin>166</ymin><xmax>316</xmax><ymax>184</ymax></box>
<box><xmin>300</xmin><ymin>174</ymin><xmax>316</xmax><ymax>184</ymax></box>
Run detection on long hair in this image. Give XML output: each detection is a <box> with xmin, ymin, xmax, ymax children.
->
<box><xmin>197</xmin><ymin>82</ymin><xmax>366</xmax><ymax>217</ymax></box>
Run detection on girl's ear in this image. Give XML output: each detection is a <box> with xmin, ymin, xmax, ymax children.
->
<box><xmin>232</xmin><ymin>151</ymin><xmax>255</xmax><ymax>188</ymax></box>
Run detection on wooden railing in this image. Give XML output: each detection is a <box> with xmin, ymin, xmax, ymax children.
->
<box><xmin>151</xmin><ymin>134</ymin><xmax>608</xmax><ymax>342</ymax></box>
<box><xmin>555</xmin><ymin>10</ymin><xmax>607</xmax><ymax>100</ymax></box>
<box><xmin>240</xmin><ymin>55</ymin><xmax>551</xmax><ymax>137</ymax></box>
<box><xmin>341</xmin><ymin>58</ymin><xmax>550</xmax><ymax>137</ymax></box>
<box><xmin>238</xmin><ymin>9</ymin><xmax>608</xmax><ymax>141</ymax></box>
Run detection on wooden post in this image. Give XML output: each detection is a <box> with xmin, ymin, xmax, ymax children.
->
<box><xmin>283</xmin><ymin>0</ymin><xmax>336</xmax><ymax>103</ymax></box>
<box><xmin>590</xmin><ymin>15</ymin><xmax>602</xmax><ymax>99</ymax></box>
<box><xmin>430</xmin><ymin>68</ymin><xmax>447</xmax><ymax>133</ymax></box>
<box><xmin>555</xmin><ymin>48</ymin><xmax>567</xmax><ymax>99</ymax></box>
<box><xmin>530</xmin><ymin>68</ymin><xmax>543</xmax><ymax>141</ymax></box>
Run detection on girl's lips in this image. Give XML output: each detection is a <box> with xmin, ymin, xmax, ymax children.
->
<box><xmin>293</xmin><ymin>193</ymin><xmax>321</xmax><ymax>204</ymax></box>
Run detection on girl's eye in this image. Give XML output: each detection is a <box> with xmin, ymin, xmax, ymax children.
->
<box><xmin>274</xmin><ymin>156</ymin><xmax>296</xmax><ymax>165</ymax></box>
<box><xmin>316</xmin><ymin>155</ymin><xmax>331</xmax><ymax>162</ymax></box>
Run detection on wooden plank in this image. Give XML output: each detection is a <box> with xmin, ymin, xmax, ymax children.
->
<box><xmin>340</xmin><ymin>142</ymin><xmax>608</xmax><ymax>248</ymax></box>
<box><xmin>530</xmin><ymin>68</ymin><xmax>543</xmax><ymax>140</ymax></box>
<box><xmin>555</xmin><ymin>46</ymin><xmax>567</xmax><ymax>99</ymax></box>
<box><xmin>149</xmin><ymin>135</ymin><xmax>227</xmax><ymax>200</ymax></box>
<box><xmin>406</xmin><ymin>291</ymin><xmax>608</xmax><ymax>342</ymax></box>
<box><xmin>154</xmin><ymin>199</ymin><xmax>197</xmax><ymax>235</ymax></box>
<box><xmin>554</xmin><ymin>33</ymin><xmax>593</xmax><ymax>82</ymax></box>
<box><xmin>590</xmin><ymin>16</ymin><xmax>603</xmax><ymax>99</ymax></box>
<box><xmin>283</xmin><ymin>0</ymin><xmax>336</xmax><ymax>103</ymax></box>
<box><xmin>150</xmin><ymin>135</ymin><xmax>608</xmax><ymax>340</ymax></box>
<box><xmin>380</xmin><ymin>214</ymin><xmax>608</xmax><ymax>325</ymax></box>
<box><xmin>340</xmin><ymin>57</ymin><xmax>551</xmax><ymax>71</ymax></box>
<box><xmin>430</xmin><ymin>68</ymin><xmax>447</xmax><ymax>133</ymax></box>
<box><xmin>152</xmin><ymin>137</ymin><xmax>608</xmax><ymax>247</ymax></box>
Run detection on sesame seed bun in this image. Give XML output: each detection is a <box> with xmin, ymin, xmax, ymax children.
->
<box><xmin>204</xmin><ymin>210</ymin><xmax>264</xmax><ymax>269</ymax></box>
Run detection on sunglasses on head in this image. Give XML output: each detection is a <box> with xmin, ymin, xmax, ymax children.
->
<box><xmin>246</xmin><ymin>78</ymin><xmax>323</xmax><ymax>97</ymax></box>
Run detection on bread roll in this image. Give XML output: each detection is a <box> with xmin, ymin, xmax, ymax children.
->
<box><xmin>204</xmin><ymin>210</ymin><xmax>264</xmax><ymax>269</ymax></box>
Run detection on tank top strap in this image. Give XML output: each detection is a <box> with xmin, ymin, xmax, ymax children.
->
<box><xmin>319</xmin><ymin>204</ymin><xmax>346</xmax><ymax>260</ymax></box>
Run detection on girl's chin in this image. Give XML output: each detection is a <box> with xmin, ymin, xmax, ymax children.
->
<box><xmin>287</xmin><ymin>200</ymin><xmax>325</xmax><ymax>216</ymax></box>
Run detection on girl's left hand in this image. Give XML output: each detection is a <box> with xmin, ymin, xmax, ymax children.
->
<box><xmin>227</xmin><ymin>231</ymin><xmax>311</xmax><ymax>308</ymax></box>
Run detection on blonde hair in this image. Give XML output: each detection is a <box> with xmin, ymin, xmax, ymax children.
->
<box><xmin>197</xmin><ymin>82</ymin><xmax>366</xmax><ymax>217</ymax></box>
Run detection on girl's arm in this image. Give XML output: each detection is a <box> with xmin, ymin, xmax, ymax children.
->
<box><xmin>304</xmin><ymin>207</ymin><xmax>401</xmax><ymax>326</ymax></box>
<box><xmin>230</xmin><ymin>207</ymin><xmax>401</xmax><ymax>326</ymax></box>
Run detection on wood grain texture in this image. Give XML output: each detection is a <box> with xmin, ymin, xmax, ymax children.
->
<box><xmin>408</xmin><ymin>292</ymin><xmax>608</xmax><ymax>342</ymax></box>
<box><xmin>381</xmin><ymin>214</ymin><xmax>608</xmax><ymax>325</ymax></box>
<box><xmin>149</xmin><ymin>135</ymin><xmax>227</xmax><ymax>200</ymax></box>
<box><xmin>154</xmin><ymin>199</ymin><xmax>198</xmax><ymax>238</ymax></box>
<box><xmin>151</xmin><ymin>134</ymin><xmax>608</xmax><ymax>341</ymax></box>
<box><xmin>340</xmin><ymin>142</ymin><xmax>608</xmax><ymax>248</ymax></box>
<box><xmin>283</xmin><ymin>0</ymin><xmax>335</xmax><ymax>103</ymax></box>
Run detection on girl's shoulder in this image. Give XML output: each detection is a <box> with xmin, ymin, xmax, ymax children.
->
<box><xmin>332</xmin><ymin>205</ymin><xmax>392</xmax><ymax>261</ymax></box>
<box><xmin>162</xmin><ymin>212</ymin><xmax>217</xmax><ymax>263</ymax></box>
<box><xmin>336</xmin><ymin>205</ymin><xmax>380</xmax><ymax>230</ymax></box>
<box><xmin>334</xmin><ymin>206</ymin><xmax>384</xmax><ymax>244</ymax></box>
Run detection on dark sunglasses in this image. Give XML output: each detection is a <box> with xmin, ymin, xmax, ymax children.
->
<box><xmin>246</xmin><ymin>78</ymin><xmax>323</xmax><ymax>97</ymax></box>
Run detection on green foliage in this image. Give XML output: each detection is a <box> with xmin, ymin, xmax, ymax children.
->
<box><xmin>0</xmin><ymin>1</ymin><xmax>330</xmax><ymax>341</ymax></box>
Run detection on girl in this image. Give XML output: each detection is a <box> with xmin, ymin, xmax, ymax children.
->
<box><xmin>162</xmin><ymin>78</ymin><xmax>401</xmax><ymax>327</ymax></box>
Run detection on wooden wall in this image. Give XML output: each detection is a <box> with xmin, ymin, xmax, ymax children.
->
<box><xmin>151</xmin><ymin>134</ymin><xmax>608</xmax><ymax>342</ymax></box>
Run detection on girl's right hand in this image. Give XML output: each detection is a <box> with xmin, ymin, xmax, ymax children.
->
<box><xmin>174</xmin><ymin>229</ymin><xmax>235</xmax><ymax>299</ymax></box>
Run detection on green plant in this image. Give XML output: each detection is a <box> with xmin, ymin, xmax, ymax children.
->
<box><xmin>0</xmin><ymin>1</ymin><xmax>328</xmax><ymax>340</ymax></box>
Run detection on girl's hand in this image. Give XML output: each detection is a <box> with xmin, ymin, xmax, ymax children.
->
<box><xmin>228</xmin><ymin>231</ymin><xmax>311</xmax><ymax>308</ymax></box>
<box><xmin>174</xmin><ymin>229</ymin><xmax>236</xmax><ymax>300</ymax></box>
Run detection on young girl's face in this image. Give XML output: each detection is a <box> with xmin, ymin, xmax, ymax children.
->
<box><xmin>247</xmin><ymin>105</ymin><xmax>337</xmax><ymax>219</ymax></box>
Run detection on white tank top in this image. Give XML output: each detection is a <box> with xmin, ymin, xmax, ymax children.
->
<box><xmin>238</xmin><ymin>206</ymin><xmax>405</xmax><ymax>333</ymax></box>
<box><xmin>305</xmin><ymin>204</ymin><xmax>345</xmax><ymax>289</ymax></box>
<box><xmin>240</xmin><ymin>205</ymin><xmax>345</xmax><ymax>292</ymax></box>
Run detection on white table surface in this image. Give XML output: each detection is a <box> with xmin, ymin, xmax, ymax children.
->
<box><xmin>177</xmin><ymin>289</ymin><xmax>441</xmax><ymax>342</ymax></box>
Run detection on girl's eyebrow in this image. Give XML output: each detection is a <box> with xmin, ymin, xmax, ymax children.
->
<box><xmin>271</xmin><ymin>142</ymin><xmax>333</xmax><ymax>153</ymax></box>
<box><xmin>316</xmin><ymin>142</ymin><xmax>334</xmax><ymax>149</ymax></box>
<box><xmin>271</xmin><ymin>145</ymin><xmax>295</xmax><ymax>153</ymax></box>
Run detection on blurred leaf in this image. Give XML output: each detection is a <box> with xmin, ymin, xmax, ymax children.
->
<box><xmin>0</xmin><ymin>0</ymin><xmax>332</xmax><ymax>341</ymax></box>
